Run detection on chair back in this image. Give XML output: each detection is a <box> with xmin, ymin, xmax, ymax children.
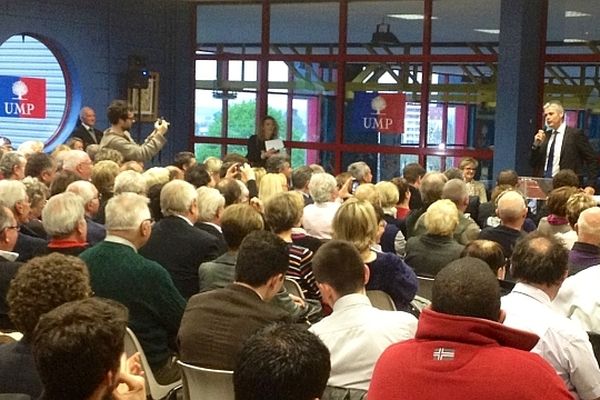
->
<box><xmin>366</xmin><ymin>290</ymin><xmax>396</xmax><ymax>311</ymax></box>
<box><xmin>177</xmin><ymin>360</ymin><xmax>234</xmax><ymax>400</ymax></box>
<box><xmin>284</xmin><ymin>277</ymin><xmax>305</xmax><ymax>299</ymax></box>
<box><xmin>321</xmin><ymin>385</ymin><xmax>368</xmax><ymax>400</ymax></box>
<box><xmin>416</xmin><ymin>275</ymin><xmax>435</xmax><ymax>300</ymax></box>
<box><xmin>124</xmin><ymin>327</ymin><xmax>181</xmax><ymax>400</ymax></box>
<box><xmin>588</xmin><ymin>332</ymin><xmax>600</xmax><ymax>368</ymax></box>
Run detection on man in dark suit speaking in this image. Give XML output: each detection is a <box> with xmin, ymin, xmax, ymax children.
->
<box><xmin>69</xmin><ymin>106</ymin><xmax>103</xmax><ymax>149</ymax></box>
<box><xmin>530</xmin><ymin>101</ymin><xmax>598</xmax><ymax>189</ymax></box>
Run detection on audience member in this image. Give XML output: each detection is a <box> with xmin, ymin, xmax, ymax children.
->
<box><xmin>203</xmin><ymin>156</ymin><xmax>222</xmax><ymax>185</ymax></box>
<box><xmin>80</xmin><ymin>193</ymin><xmax>185</xmax><ymax>384</ymax></box>
<box><xmin>178</xmin><ymin>230</ymin><xmax>291</xmax><ymax>370</ymax></box>
<box><xmin>0</xmin><ymin>253</ymin><xmax>91</xmax><ymax>397</ymax></box>
<box><xmin>234</xmin><ymin>324</ymin><xmax>330</xmax><ymax>400</ymax></box>
<box><xmin>0</xmin><ymin>206</ymin><xmax>22</xmax><ymax>330</ymax></box>
<box><xmin>459</xmin><ymin>156</ymin><xmax>487</xmax><ymax>202</ymax></box>
<box><xmin>0</xmin><ymin>180</ymin><xmax>46</xmax><ymax>261</ymax></box>
<box><xmin>114</xmin><ymin>170</ymin><xmax>146</xmax><ymax>195</ymax></box>
<box><xmin>173</xmin><ymin>151</ymin><xmax>196</xmax><ymax>171</ymax></box>
<box><xmin>66</xmin><ymin>136</ymin><xmax>84</xmax><ymax>150</ymax></box>
<box><xmin>309</xmin><ymin>240</ymin><xmax>417</xmax><ymax>390</ymax></box>
<box><xmin>291</xmin><ymin>165</ymin><xmax>314</xmax><ymax>205</ymax></box>
<box><xmin>91</xmin><ymin>160</ymin><xmax>120</xmax><ymax>224</ymax></box>
<box><xmin>194</xmin><ymin>186</ymin><xmax>228</xmax><ymax>254</ymax></box>
<box><xmin>142</xmin><ymin>167</ymin><xmax>170</xmax><ymax>191</ymax></box>
<box><xmin>537</xmin><ymin>186</ymin><xmax>578</xmax><ymax>236</ymax></box>
<box><xmin>348</xmin><ymin>161</ymin><xmax>373</xmax><ymax>188</ymax></box>
<box><xmin>218</xmin><ymin>177</ymin><xmax>243</xmax><ymax>206</ymax></box>
<box><xmin>66</xmin><ymin>180</ymin><xmax>106</xmax><ymax>245</ymax></box>
<box><xmin>24</xmin><ymin>152</ymin><xmax>56</xmax><ymax>187</ymax></box>
<box><xmin>184</xmin><ymin>163</ymin><xmax>214</xmax><ymax>188</ymax></box>
<box><xmin>461</xmin><ymin>239</ymin><xmax>514</xmax><ymax>295</ymax></box>
<box><xmin>561</xmin><ymin>191</ymin><xmax>596</xmax><ymax>251</ymax></box>
<box><xmin>61</xmin><ymin>149</ymin><xmax>93</xmax><ymax>180</ymax></box>
<box><xmin>406</xmin><ymin>171</ymin><xmax>447</xmax><ymax>237</ymax></box>
<box><xmin>568</xmin><ymin>207</ymin><xmax>600</xmax><ymax>275</ymax></box>
<box><xmin>265</xmin><ymin>153</ymin><xmax>292</xmax><ymax>181</ymax></box>
<box><xmin>302</xmin><ymin>173</ymin><xmax>340</xmax><ymax>240</ymax></box>
<box><xmin>21</xmin><ymin>176</ymin><xmax>49</xmax><ymax>238</ymax></box>
<box><xmin>368</xmin><ymin>257</ymin><xmax>572</xmax><ymax>400</ymax></box>
<box><xmin>264</xmin><ymin>192</ymin><xmax>320</xmax><ymax>301</ymax></box>
<box><xmin>0</xmin><ymin>151</ymin><xmax>26</xmax><ymax>180</ymax></box>
<box><xmin>405</xmin><ymin>199</ymin><xmax>464</xmax><ymax>277</ymax></box>
<box><xmin>332</xmin><ymin>199</ymin><xmax>417</xmax><ymax>310</ymax></box>
<box><xmin>478</xmin><ymin>190</ymin><xmax>527</xmax><ymax>261</ymax></box>
<box><xmin>139</xmin><ymin>180</ymin><xmax>221</xmax><ymax>299</ymax></box>
<box><xmin>49</xmin><ymin>169</ymin><xmax>81</xmax><ymax>197</ymax></box>
<box><xmin>402</xmin><ymin>162</ymin><xmax>426</xmax><ymax>210</ymax></box>
<box><xmin>32</xmin><ymin>297</ymin><xmax>145</xmax><ymax>400</ymax></box>
<box><xmin>390</xmin><ymin>176</ymin><xmax>411</xmax><ymax>220</ymax></box>
<box><xmin>40</xmin><ymin>192</ymin><xmax>88</xmax><ymax>256</ymax></box>
<box><xmin>502</xmin><ymin>232</ymin><xmax>600</xmax><ymax>400</ymax></box>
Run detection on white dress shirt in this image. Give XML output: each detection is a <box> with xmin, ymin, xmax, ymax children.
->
<box><xmin>309</xmin><ymin>293</ymin><xmax>417</xmax><ymax>391</ymax></box>
<box><xmin>547</xmin><ymin>122</ymin><xmax>566</xmax><ymax>177</ymax></box>
<box><xmin>302</xmin><ymin>201</ymin><xmax>341</xmax><ymax>240</ymax></box>
<box><xmin>554</xmin><ymin>264</ymin><xmax>600</xmax><ymax>334</ymax></box>
<box><xmin>502</xmin><ymin>282</ymin><xmax>600</xmax><ymax>400</ymax></box>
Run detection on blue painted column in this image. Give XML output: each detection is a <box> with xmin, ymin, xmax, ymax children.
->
<box><xmin>494</xmin><ymin>0</ymin><xmax>547</xmax><ymax>176</ymax></box>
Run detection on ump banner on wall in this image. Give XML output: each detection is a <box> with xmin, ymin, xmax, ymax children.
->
<box><xmin>0</xmin><ymin>76</ymin><xmax>47</xmax><ymax>118</ymax></box>
<box><xmin>350</xmin><ymin>92</ymin><xmax>405</xmax><ymax>134</ymax></box>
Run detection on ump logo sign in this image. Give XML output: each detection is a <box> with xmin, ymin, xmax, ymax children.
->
<box><xmin>0</xmin><ymin>76</ymin><xmax>46</xmax><ymax>118</ymax></box>
<box><xmin>351</xmin><ymin>92</ymin><xmax>406</xmax><ymax>134</ymax></box>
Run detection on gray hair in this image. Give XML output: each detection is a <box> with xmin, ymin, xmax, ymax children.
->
<box><xmin>308</xmin><ymin>173</ymin><xmax>337</xmax><ymax>204</ymax></box>
<box><xmin>420</xmin><ymin>172</ymin><xmax>448</xmax><ymax>205</ymax></box>
<box><xmin>0</xmin><ymin>206</ymin><xmax>13</xmax><ymax>231</ymax></box>
<box><xmin>143</xmin><ymin>167</ymin><xmax>170</xmax><ymax>190</ymax></box>
<box><xmin>42</xmin><ymin>192</ymin><xmax>85</xmax><ymax>237</ymax></box>
<box><xmin>61</xmin><ymin>150</ymin><xmax>90</xmax><ymax>172</ymax></box>
<box><xmin>0</xmin><ymin>180</ymin><xmax>27</xmax><ymax>209</ymax></box>
<box><xmin>22</xmin><ymin>176</ymin><xmax>50</xmax><ymax>210</ymax></box>
<box><xmin>497</xmin><ymin>191</ymin><xmax>526</xmax><ymax>223</ymax></box>
<box><xmin>347</xmin><ymin>161</ymin><xmax>370</xmax><ymax>182</ymax></box>
<box><xmin>105</xmin><ymin>193</ymin><xmax>150</xmax><ymax>230</ymax></box>
<box><xmin>114</xmin><ymin>170</ymin><xmax>146</xmax><ymax>195</ymax></box>
<box><xmin>0</xmin><ymin>151</ymin><xmax>26</xmax><ymax>178</ymax></box>
<box><xmin>442</xmin><ymin>178</ymin><xmax>468</xmax><ymax>206</ymax></box>
<box><xmin>160</xmin><ymin>180</ymin><xmax>197</xmax><ymax>217</ymax></box>
<box><xmin>543</xmin><ymin>100</ymin><xmax>564</xmax><ymax>115</ymax></box>
<box><xmin>197</xmin><ymin>186</ymin><xmax>226</xmax><ymax>222</ymax></box>
<box><xmin>66</xmin><ymin>180</ymin><xmax>98</xmax><ymax>205</ymax></box>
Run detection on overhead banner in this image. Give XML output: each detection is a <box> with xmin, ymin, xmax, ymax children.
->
<box><xmin>0</xmin><ymin>76</ymin><xmax>47</xmax><ymax>118</ymax></box>
<box><xmin>352</xmin><ymin>92</ymin><xmax>405</xmax><ymax>134</ymax></box>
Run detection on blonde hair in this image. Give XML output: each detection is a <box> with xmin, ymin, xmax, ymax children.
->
<box><xmin>354</xmin><ymin>183</ymin><xmax>380</xmax><ymax>206</ymax></box>
<box><xmin>375</xmin><ymin>181</ymin><xmax>399</xmax><ymax>209</ymax></box>
<box><xmin>92</xmin><ymin>160</ymin><xmax>120</xmax><ymax>195</ymax></box>
<box><xmin>143</xmin><ymin>167</ymin><xmax>170</xmax><ymax>190</ymax></box>
<box><xmin>259</xmin><ymin>172</ymin><xmax>287</xmax><ymax>203</ymax></box>
<box><xmin>253</xmin><ymin>167</ymin><xmax>266</xmax><ymax>187</ymax></box>
<box><xmin>424</xmin><ymin>199</ymin><xmax>459</xmax><ymax>236</ymax></box>
<box><xmin>332</xmin><ymin>198</ymin><xmax>378</xmax><ymax>253</ymax></box>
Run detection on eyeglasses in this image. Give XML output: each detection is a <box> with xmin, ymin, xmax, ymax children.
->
<box><xmin>3</xmin><ymin>225</ymin><xmax>20</xmax><ymax>232</ymax></box>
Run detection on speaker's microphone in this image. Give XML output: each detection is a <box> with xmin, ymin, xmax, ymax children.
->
<box><xmin>532</xmin><ymin>127</ymin><xmax>551</xmax><ymax>149</ymax></box>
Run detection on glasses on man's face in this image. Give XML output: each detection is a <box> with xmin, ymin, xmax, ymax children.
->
<box><xmin>3</xmin><ymin>225</ymin><xmax>20</xmax><ymax>233</ymax></box>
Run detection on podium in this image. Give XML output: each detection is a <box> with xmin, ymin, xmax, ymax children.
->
<box><xmin>517</xmin><ymin>177</ymin><xmax>553</xmax><ymax>200</ymax></box>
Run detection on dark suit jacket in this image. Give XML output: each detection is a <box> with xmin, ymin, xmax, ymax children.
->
<box><xmin>140</xmin><ymin>216</ymin><xmax>222</xmax><ymax>299</ymax></box>
<box><xmin>194</xmin><ymin>222</ymin><xmax>228</xmax><ymax>255</ymax></box>
<box><xmin>530</xmin><ymin>126</ymin><xmax>599</xmax><ymax>185</ymax></box>
<box><xmin>86</xmin><ymin>216</ymin><xmax>106</xmax><ymax>246</ymax></box>
<box><xmin>0</xmin><ymin>257</ymin><xmax>22</xmax><ymax>330</ymax></box>
<box><xmin>177</xmin><ymin>284</ymin><xmax>290</xmax><ymax>370</ymax></box>
<box><xmin>69</xmin><ymin>124</ymin><xmax>103</xmax><ymax>148</ymax></box>
<box><xmin>0</xmin><ymin>340</ymin><xmax>42</xmax><ymax>398</ymax></box>
<box><xmin>14</xmin><ymin>232</ymin><xmax>47</xmax><ymax>262</ymax></box>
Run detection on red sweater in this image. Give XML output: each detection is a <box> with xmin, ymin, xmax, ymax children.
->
<box><xmin>368</xmin><ymin>308</ymin><xmax>571</xmax><ymax>400</ymax></box>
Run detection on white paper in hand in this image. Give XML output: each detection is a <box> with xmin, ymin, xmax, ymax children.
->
<box><xmin>265</xmin><ymin>139</ymin><xmax>284</xmax><ymax>151</ymax></box>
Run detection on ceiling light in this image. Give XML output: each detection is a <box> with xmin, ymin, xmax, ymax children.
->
<box><xmin>565</xmin><ymin>11</ymin><xmax>591</xmax><ymax>18</ymax></box>
<box><xmin>563</xmin><ymin>38</ymin><xmax>587</xmax><ymax>43</ymax></box>
<box><xmin>474</xmin><ymin>29</ymin><xmax>500</xmax><ymax>34</ymax></box>
<box><xmin>388</xmin><ymin>14</ymin><xmax>438</xmax><ymax>20</ymax></box>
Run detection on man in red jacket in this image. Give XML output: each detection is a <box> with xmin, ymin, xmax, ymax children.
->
<box><xmin>368</xmin><ymin>257</ymin><xmax>571</xmax><ymax>400</ymax></box>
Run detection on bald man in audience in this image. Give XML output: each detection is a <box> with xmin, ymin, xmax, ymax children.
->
<box><xmin>309</xmin><ymin>240</ymin><xmax>417</xmax><ymax>391</ymax></box>
<box><xmin>567</xmin><ymin>207</ymin><xmax>600</xmax><ymax>275</ymax></box>
<box><xmin>478</xmin><ymin>190</ymin><xmax>527</xmax><ymax>261</ymax></box>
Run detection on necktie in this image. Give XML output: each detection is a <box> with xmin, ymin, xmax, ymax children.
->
<box><xmin>544</xmin><ymin>131</ymin><xmax>556</xmax><ymax>178</ymax></box>
<box><xmin>88</xmin><ymin>127</ymin><xmax>97</xmax><ymax>143</ymax></box>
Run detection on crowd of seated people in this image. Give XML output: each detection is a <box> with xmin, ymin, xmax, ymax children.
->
<box><xmin>3</xmin><ymin>124</ymin><xmax>600</xmax><ymax>400</ymax></box>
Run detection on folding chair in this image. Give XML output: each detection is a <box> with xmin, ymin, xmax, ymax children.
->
<box><xmin>417</xmin><ymin>275</ymin><xmax>435</xmax><ymax>300</ymax></box>
<box><xmin>284</xmin><ymin>277</ymin><xmax>305</xmax><ymax>299</ymax></box>
<box><xmin>366</xmin><ymin>290</ymin><xmax>396</xmax><ymax>311</ymax></box>
<box><xmin>177</xmin><ymin>360</ymin><xmax>234</xmax><ymax>400</ymax></box>
<box><xmin>123</xmin><ymin>327</ymin><xmax>181</xmax><ymax>400</ymax></box>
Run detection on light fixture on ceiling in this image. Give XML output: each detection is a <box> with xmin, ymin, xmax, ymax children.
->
<box><xmin>565</xmin><ymin>11</ymin><xmax>591</xmax><ymax>18</ymax></box>
<box><xmin>371</xmin><ymin>20</ymin><xmax>400</xmax><ymax>46</ymax></box>
<box><xmin>388</xmin><ymin>14</ymin><xmax>439</xmax><ymax>20</ymax></box>
<box><xmin>563</xmin><ymin>38</ymin><xmax>587</xmax><ymax>43</ymax></box>
<box><xmin>474</xmin><ymin>29</ymin><xmax>500</xmax><ymax>34</ymax></box>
